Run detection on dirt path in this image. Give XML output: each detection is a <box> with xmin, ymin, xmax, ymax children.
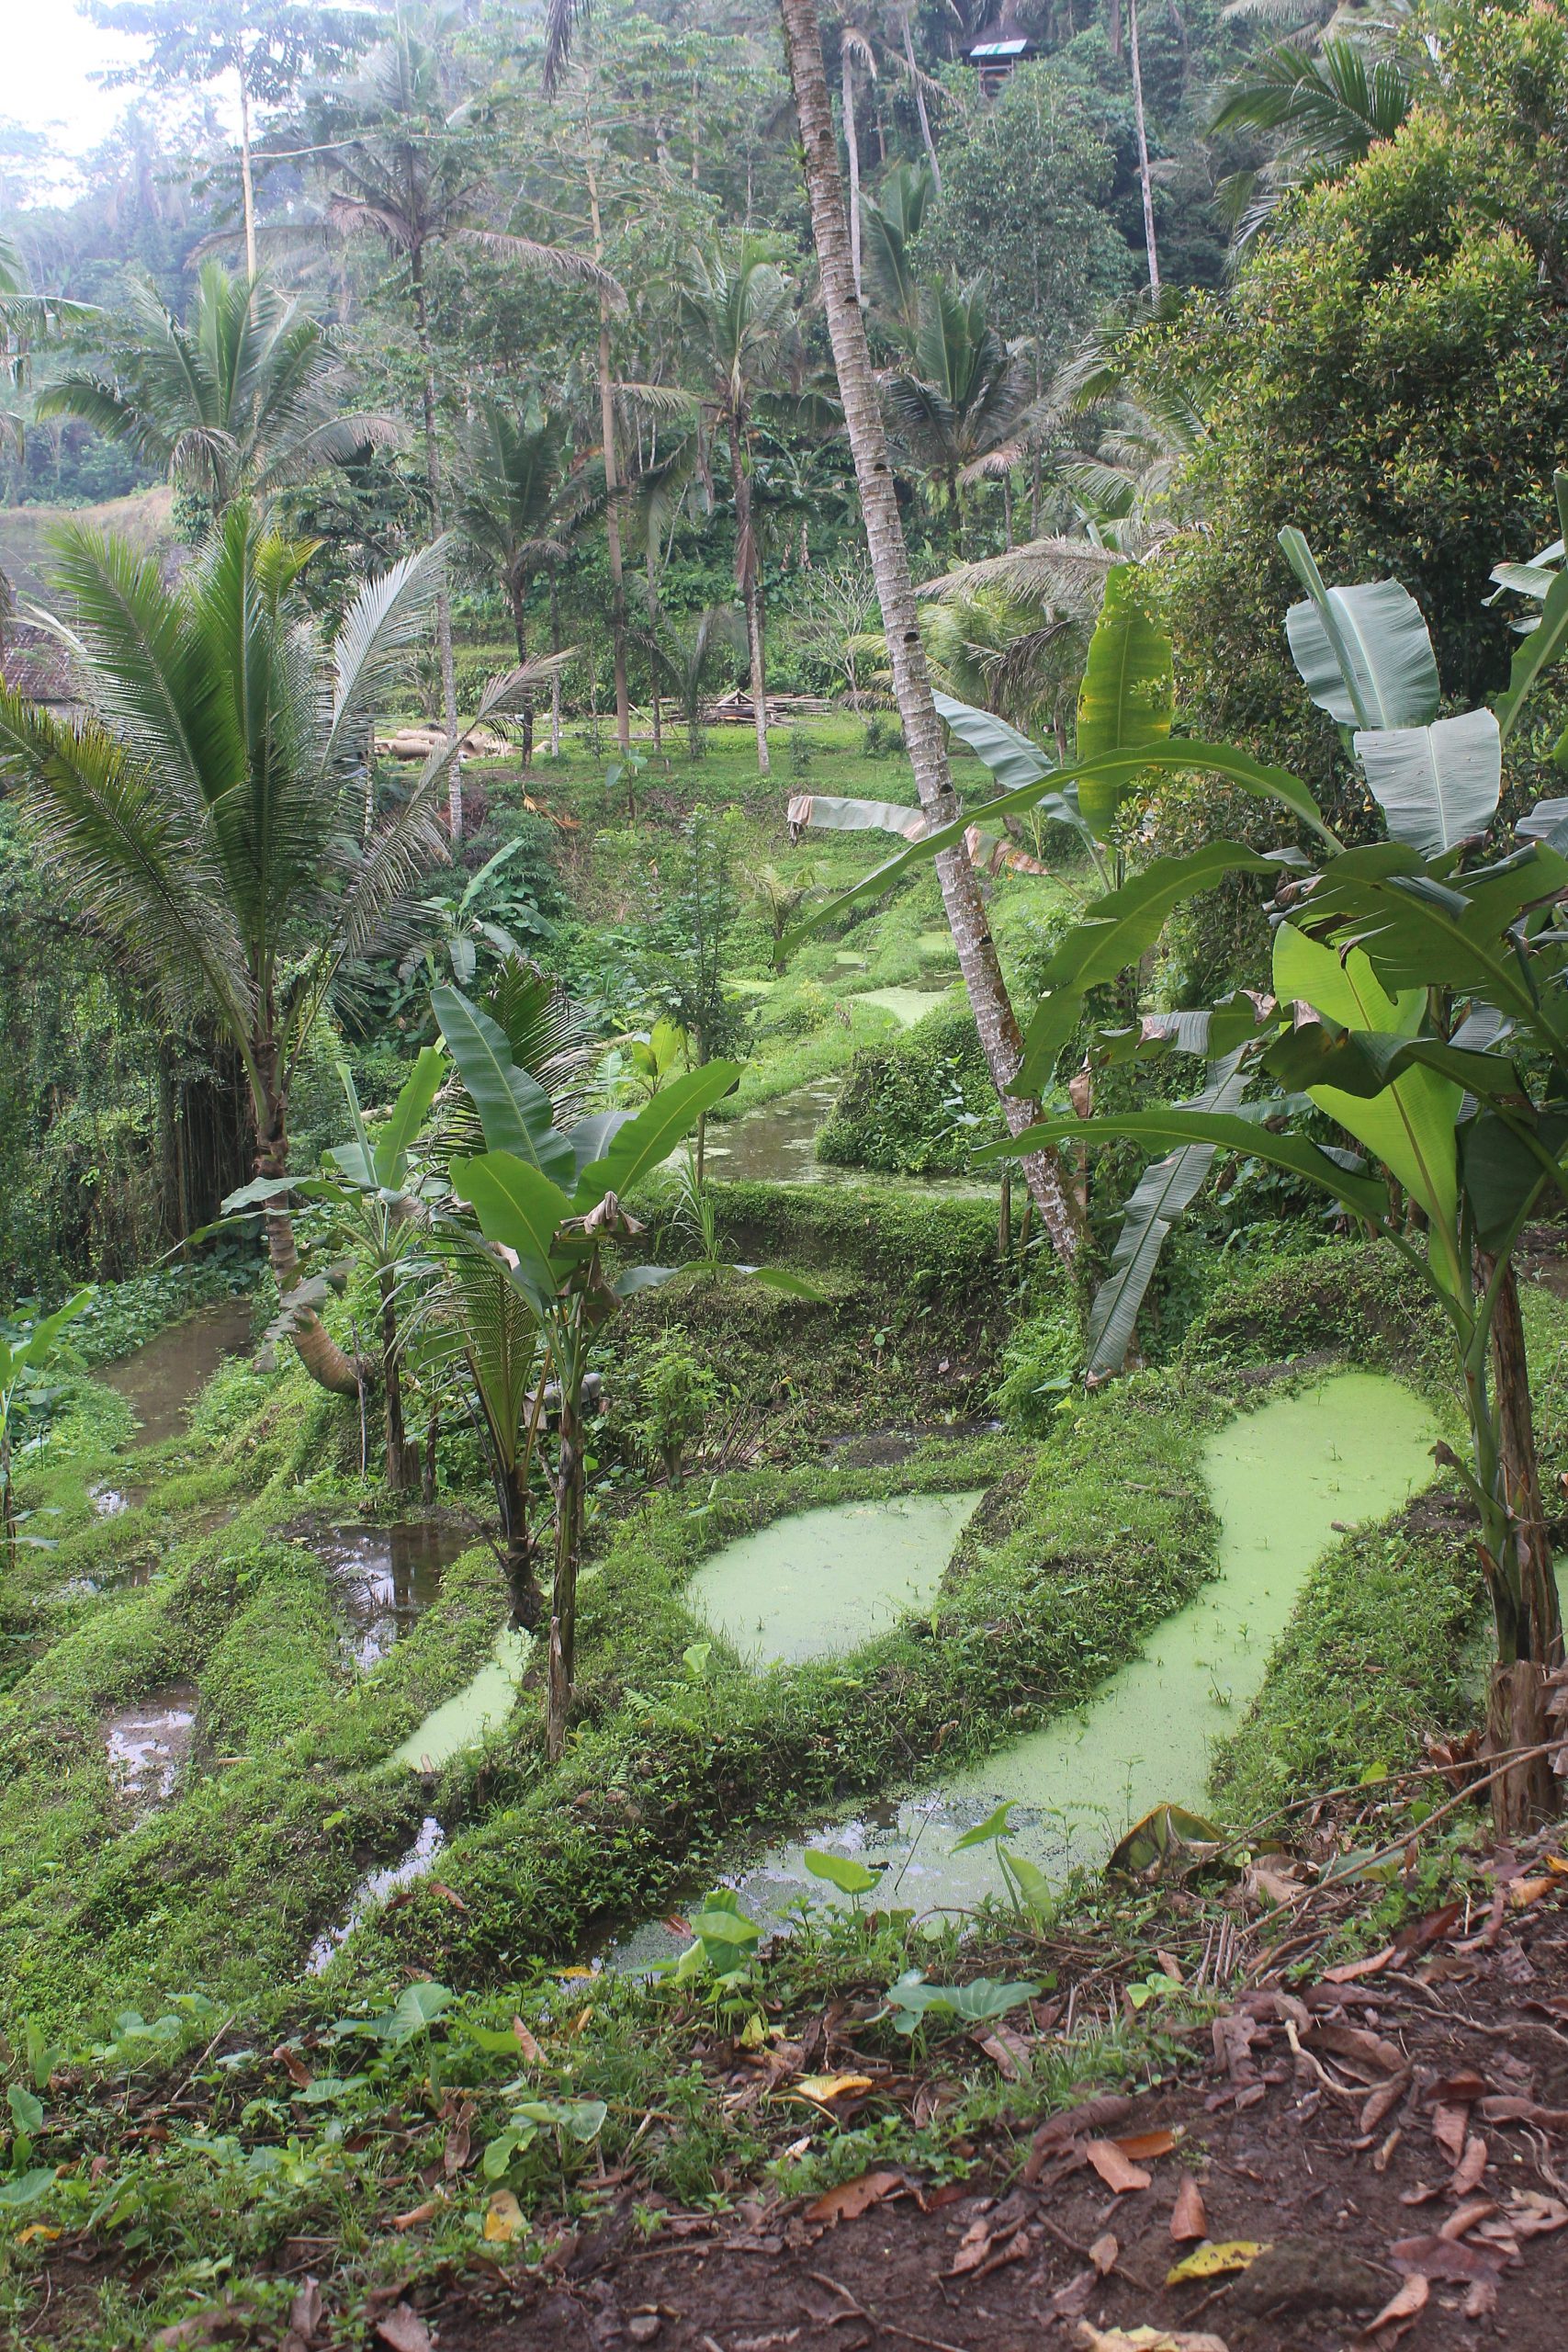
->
<box><xmin>392</xmin><ymin>1886</ymin><xmax>1568</xmax><ymax>2352</ymax></box>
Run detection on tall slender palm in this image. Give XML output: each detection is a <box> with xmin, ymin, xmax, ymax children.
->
<box><xmin>457</xmin><ymin>395</ymin><xmax>599</xmax><ymax>768</ymax></box>
<box><xmin>323</xmin><ymin>10</ymin><xmax>620</xmax><ymax>827</ymax></box>
<box><xmin>778</xmin><ymin>0</ymin><xmax>1083</xmax><ymax>1264</ymax></box>
<box><xmin>884</xmin><ymin>274</ymin><xmax>1033</xmax><ymax>547</ymax></box>
<box><xmin>860</xmin><ymin>159</ymin><xmax>932</xmax><ymax>351</ymax></box>
<box><xmin>0</xmin><ymin>509</ymin><xmax>549</xmax><ymax>1394</ymax></box>
<box><xmin>36</xmin><ymin>263</ymin><xmax>394</xmax><ymax>513</ymax></box>
<box><xmin>676</xmin><ymin>241</ymin><xmax>798</xmax><ymax>778</ymax></box>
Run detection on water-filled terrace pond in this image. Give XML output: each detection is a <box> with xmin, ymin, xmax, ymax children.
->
<box><xmin>104</xmin><ymin>1683</ymin><xmax>197</xmax><ymax>1815</ymax></box>
<box><xmin>100</xmin><ymin>1297</ymin><xmax>255</xmax><ymax>1446</ymax></box>
<box><xmin>307</xmin><ymin>1521</ymin><xmax>472</xmax><ymax>1668</ymax></box>
<box><xmin>614</xmin><ymin>1373</ymin><xmax>1440</xmax><ymax>1966</ymax></box>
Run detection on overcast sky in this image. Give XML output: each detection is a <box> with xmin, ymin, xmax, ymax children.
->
<box><xmin>3</xmin><ymin>4</ymin><xmax>145</xmax><ymax>166</ymax></box>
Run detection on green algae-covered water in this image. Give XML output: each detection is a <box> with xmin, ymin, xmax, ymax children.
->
<box><xmin>690</xmin><ymin>1490</ymin><xmax>985</xmax><ymax>1667</ymax></box>
<box><xmin>394</xmin><ymin>1628</ymin><xmax>532</xmax><ymax>1772</ymax></box>
<box><xmin>612</xmin><ymin>1373</ymin><xmax>1440</xmax><ymax>1966</ymax></box>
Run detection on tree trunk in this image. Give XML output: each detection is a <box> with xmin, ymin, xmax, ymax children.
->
<box><xmin>253</xmin><ymin>1068</ymin><xmax>360</xmax><ymax>1396</ymax></box>
<box><xmin>778</xmin><ymin>0</ymin><xmax>1085</xmax><ymax>1264</ymax></box>
<box><xmin>841</xmin><ymin>44</ymin><xmax>863</xmax><ymax>300</ymax></box>
<box><xmin>901</xmin><ymin>12</ymin><xmax>941</xmax><ymax>193</ymax></box>
<box><xmin>411</xmin><ymin>251</ymin><xmax>462</xmax><ymax>833</ymax></box>
<box><xmin>380</xmin><ymin>1267</ymin><xmax>417</xmax><ymax>1491</ymax></box>
<box><xmin>586</xmin><ymin>160</ymin><xmax>631</xmax><ymax>756</ymax></box>
<box><xmin>546</xmin><ymin>1379</ymin><xmax>586</xmax><ymax>1762</ymax></box>
<box><xmin>501</xmin><ymin>1459</ymin><xmax>543</xmax><ymax>1631</ymax></box>
<box><xmin>509</xmin><ymin>582</ymin><xmax>535</xmax><ymax>769</ymax></box>
<box><xmin>1128</xmin><ymin>0</ymin><xmax>1161</xmax><ymax>298</ymax></box>
<box><xmin>238</xmin><ymin>61</ymin><xmax>258</xmax><ymax>286</ymax></box>
<box><xmin>1487</xmin><ymin>1256</ymin><xmax>1563</xmax><ymax>1668</ymax></box>
<box><xmin>729</xmin><ymin>414</ymin><xmax>771</xmax><ymax>775</ymax></box>
<box><xmin>549</xmin><ymin>571</ymin><xmax>563</xmax><ymax>756</ymax></box>
<box><xmin>1475</xmin><ymin>1253</ymin><xmax>1562</xmax><ymax>1832</ymax></box>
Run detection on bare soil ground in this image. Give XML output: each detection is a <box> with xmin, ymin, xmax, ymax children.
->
<box><xmin>356</xmin><ymin>1863</ymin><xmax>1568</xmax><ymax>2352</ymax></box>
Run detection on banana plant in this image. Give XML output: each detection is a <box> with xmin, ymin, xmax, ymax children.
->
<box><xmin>434</xmin><ymin>984</ymin><xmax>740</xmax><ymax>1757</ymax></box>
<box><xmin>1</xmin><ymin>1290</ymin><xmax>94</xmax><ymax>1565</ymax></box>
<box><xmin>968</xmin><ymin>523</ymin><xmax>1568</xmax><ymax>1826</ymax></box>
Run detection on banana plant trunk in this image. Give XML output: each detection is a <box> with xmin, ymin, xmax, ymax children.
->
<box><xmin>508</xmin><ymin>582</ymin><xmax>536</xmax><ymax>769</ymax></box>
<box><xmin>779</xmin><ymin>0</ymin><xmax>1084</xmax><ymax>1264</ymax></box>
<box><xmin>1480</xmin><ymin>1253</ymin><xmax>1563</xmax><ymax>1831</ymax></box>
<box><xmin>546</xmin><ymin>1339</ymin><xmax>589</xmax><ymax>1762</ymax></box>
<box><xmin>728</xmin><ymin>413</ymin><xmax>771</xmax><ymax>776</ymax></box>
<box><xmin>379</xmin><ymin>1268</ymin><xmax>418</xmax><ymax>1492</ymax></box>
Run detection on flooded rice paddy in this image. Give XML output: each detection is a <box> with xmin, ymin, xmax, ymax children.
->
<box><xmin>100</xmin><ymin>1297</ymin><xmax>254</xmax><ymax>1446</ymax></box>
<box><xmin>105</xmin><ymin>1684</ymin><xmax>197</xmax><ymax>1814</ymax></box>
<box><xmin>394</xmin><ymin>1629</ymin><xmax>534</xmax><ymax>1773</ymax></box>
<box><xmin>308</xmin><ymin>1815</ymin><xmax>446</xmax><ymax>1973</ymax></box>
<box><xmin>310</xmin><ymin>1521</ymin><xmax>472</xmax><ymax>1668</ymax></box>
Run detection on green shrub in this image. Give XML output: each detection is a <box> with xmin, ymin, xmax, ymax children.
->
<box><xmin>816</xmin><ymin>1004</ymin><xmax>995</xmax><ymax>1173</ymax></box>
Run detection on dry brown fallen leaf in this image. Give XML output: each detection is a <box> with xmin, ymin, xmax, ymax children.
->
<box><xmin>280</xmin><ymin>2278</ymin><xmax>322</xmax><ymax>2352</ymax></box>
<box><xmin>1086</xmin><ymin>2137</ymin><xmax>1153</xmax><ymax>2193</ymax></box>
<box><xmin>1450</xmin><ymin>2134</ymin><xmax>1488</xmax><ymax>2197</ymax></box>
<box><xmin>1430</xmin><ymin>2103</ymin><xmax>1470</xmax><ymax>2163</ymax></box>
<box><xmin>374</xmin><ymin>2309</ymin><xmax>434</xmax><ymax>2352</ymax></box>
<box><xmin>1170</xmin><ymin>2176</ymin><xmax>1208</xmax><ymax>2244</ymax></box>
<box><xmin>483</xmin><ymin>2190</ymin><xmax>526</xmax><ymax>2245</ymax></box>
<box><xmin>1390</xmin><ymin>2233</ymin><xmax>1503</xmax><ymax>2284</ymax></box>
<box><xmin>1354</xmin><ymin>2274</ymin><xmax>1429</xmax><ymax>2342</ymax></box>
<box><xmin>1090</xmin><ymin>2233</ymin><xmax>1120</xmax><ymax>2276</ymax></box>
<box><xmin>805</xmin><ymin>2169</ymin><xmax>903</xmax><ymax>2225</ymax></box>
<box><xmin>389</xmin><ymin>2198</ymin><xmax>442</xmax><ymax>2232</ymax></box>
<box><xmin>1118</xmin><ymin>2129</ymin><xmax>1179</xmax><ymax>2163</ymax></box>
<box><xmin>512</xmin><ymin>2015</ymin><xmax>544</xmax><ymax>2064</ymax></box>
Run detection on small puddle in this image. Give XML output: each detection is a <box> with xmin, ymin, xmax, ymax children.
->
<box><xmin>690</xmin><ymin>1491</ymin><xmax>984</xmax><ymax>1668</ymax></box>
<box><xmin>90</xmin><ymin>1483</ymin><xmax>148</xmax><ymax>1518</ymax></box>
<box><xmin>105</xmin><ymin>1683</ymin><xmax>197</xmax><ymax>1813</ymax></box>
<box><xmin>394</xmin><ymin>1629</ymin><xmax>533</xmax><ymax>1772</ymax></box>
<box><xmin>614</xmin><ymin>1374</ymin><xmax>1439</xmax><ymax>1965</ymax></box>
<box><xmin>311</xmin><ymin>1522</ymin><xmax>471</xmax><ymax>1667</ymax></box>
<box><xmin>308</xmin><ymin>1815</ymin><xmax>445</xmax><ymax>1973</ymax></box>
<box><xmin>60</xmin><ymin>1561</ymin><xmax>154</xmax><ymax>1600</ymax></box>
<box><xmin>101</xmin><ymin>1298</ymin><xmax>254</xmax><ymax>1446</ymax></box>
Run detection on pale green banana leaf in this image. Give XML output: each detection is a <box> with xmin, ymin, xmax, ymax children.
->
<box><xmin>1280</xmin><ymin>527</ymin><xmax>1439</xmax><ymax>729</ymax></box>
<box><xmin>1353</xmin><ymin>708</ymin><xmax>1501</xmax><ymax>854</ymax></box>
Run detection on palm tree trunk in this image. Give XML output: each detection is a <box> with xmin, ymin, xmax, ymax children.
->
<box><xmin>586</xmin><ymin>160</ymin><xmax>631</xmax><ymax>756</ymax></box>
<box><xmin>380</xmin><ymin>1266</ymin><xmax>417</xmax><ymax>1490</ymax></box>
<box><xmin>253</xmin><ymin>1057</ymin><xmax>359</xmax><ymax>1396</ymax></box>
<box><xmin>841</xmin><ymin>44</ymin><xmax>863</xmax><ymax>300</ymax></box>
<box><xmin>780</xmin><ymin>0</ymin><xmax>1084</xmax><ymax>1264</ymax></box>
<box><xmin>728</xmin><ymin>415</ymin><xmax>771</xmax><ymax>776</ymax></box>
<box><xmin>549</xmin><ymin>571</ymin><xmax>562</xmax><ymax>756</ymax></box>
<box><xmin>238</xmin><ymin>59</ymin><xmax>258</xmax><ymax>286</ymax></box>
<box><xmin>411</xmin><ymin>248</ymin><xmax>462</xmax><ymax>832</ymax></box>
<box><xmin>900</xmin><ymin>13</ymin><xmax>941</xmax><ymax>193</ymax></box>
<box><xmin>508</xmin><ymin>582</ymin><xmax>535</xmax><ymax>769</ymax></box>
<box><xmin>1128</xmin><ymin>0</ymin><xmax>1161</xmax><ymax>298</ymax></box>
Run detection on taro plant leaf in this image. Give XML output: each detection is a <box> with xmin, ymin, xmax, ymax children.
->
<box><xmin>1272</xmin><ymin>925</ymin><xmax>1461</xmax><ymax>1273</ymax></box>
<box><xmin>1108</xmin><ymin>1803</ymin><xmax>1226</xmax><ymax>1878</ymax></box>
<box><xmin>433</xmin><ymin>985</ymin><xmax>576</xmax><ymax>1187</ymax></box>
<box><xmin>1013</xmin><ymin>845</ymin><xmax>1285</xmax><ymax>1092</ymax></box>
<box><xmin>882</xmin><ymin>1969</ymin><xmax>1040</xmax><ymax>2033</ymax></box>
<box><xmin>682</xmin><ymin>1887</ymin><xmax>761</xmax><ymax>1976</ymax></box>
<box><xmin>572</xmin><ymin>1061</ymin><xmax>742</xmax><ymax>1205</ymax></box>
<box><xmin>1086</xmin><ymin>1046</ymin><xmax>1257</xmax><ymax>1376</ymax></box>
<box><xmin>1495</xmin><ymin>560</ymin><xmax>1568</xmax><ymax>743</ymax></box>
<box><xmin>1280</xmin><ymin>532</ymin><xmax>1440</xmax><ymax>731</ymax></box>
<box><xmin>1353</xmin><ymin>708</ymin><xmax>1502</xmax><ymax>854</ymax></box>
<box><xmin>357</xmin><ymin>1981</ymin><xmax>456</xmax><ymax>2044</ymax></box>
<box><xmin>515</xmin><ymin>2097</ymin><xmax>608</xmax><ymax>2143</ymax></box>
<box><xmin>804</xmin><ymin>1849</ymin><xmax>882</xmax><ymax>1895</ymax></box>
<box><xmin>999</xmin><ymin>1845</ymin><xmax>1054</xmax><ymax>1919</ymax></box>
<box><xmin>728</xmin><ymin>1265</ymin><xmax>826</xmax><ymax>1297</ymax></box>
<box><xmin>1073</xmin><ymin>564</ymin><xmax>1175</xmax><ymax>836</ymax></box>
<box><xmin>951</xmin><ymin>1801</ymin><xmax>1016</xmax><ymax>1852</ymax></box>
<box><xmin>0</xmin><ymin>2169</ymin><xmax>55</xmax><ymax>2211</ymax></box>
<box><xmin>6</xmin><ymin>2085</ymin><xmax>43</xmax><ymax>2138</ymax></box>
<box><xmin>931</xmin><ymin>690</ymin><xmax>1054</xmax><ymax>793</ymax></box>
<box><xmin>451</xmin><ymin>1153</ymin><xmax>572</xmax><ymax>1298</ymax></box>
<box><xmin>374</xmin><ymin>1045</ymin><xmax>446</xmax><ymax>1185</ymax></box>
<box><xmin>978</xmin><ymin>1107</ymin><xmax>1391</xmax><ymax>1223</ymax></box>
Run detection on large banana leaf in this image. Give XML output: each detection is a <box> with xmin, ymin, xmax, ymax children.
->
<box><xmin>784</xmin><ymin>740</ymin><xmax>1334</xmax><ymax>953</ymax></box>
<box><xmin>1280</xmin><ymin>528</ymin><xmax>1439</xmax><ymax>729</ymax></box>
<box><xmin>374</xmin><ymin>1046</ymin><xmax>446</xmax><ymax>1186</ymax></box>
<box><xmin>1013</xmin><ymin>843</ymin><xmax>1287</xmax><ymax>1093</ymax></box>
<box><xmin>1495</xmin><ymin>561</ymin><xmax>1568</xmax><ymax>742</ymax></box>
<box><xmin>931</xmin><ymin>692</ymin><xmax>1053</xmax><ymax>793</ymax></box>
<box><xmin>786</xmin><ymin>792</ymin><xmax>927</xmax><ymax>839</ymax></box>
<box><xmin>1267</xmin><ymin>1021</ymin><xmax>1525</xmax><ymax>1110</ymax></box>
<box><xmin>1086</xmin><ymin>1048</ymin><xmax>1255</xmax><ymax>1376</ymax></box>
<box><xmin>432</xmin><ymin>985</ymin><xmax>577</xmax><ymax>1188</ymax></box>
<box><xmin>572</xmin><ymin>1061</ymin><xmax>742</xmax><ymax>1206</ymax></box>
<box><xmin>1353</xmin><ymin>708</ymin><xmax>1502</xmax><ymax>854</ymax></box>
<box><xmin>1273</xmin><ymin>925</ymin><xmax>1461</xmax><ymax>1287</ymax></box>
<box><xmin>449</xmin><ymin>1152</ymin><xmax>572</xmax><ymax>1306</ymax></box>
<box><xmin>1298</xmin><ymin>839</ymin><xmax>1568</xmax><ymax>1018</ymax></box>
<box><xmin>977</xmin><ymin>1106</ymin><xmax>1390</xmax><ymax>1222</ymax></box>
<box><xmin>1460</xmin><ymin>1109</ymin><xmax>1568</xmax><ymax>1251</ymax></box>
<box><xmin>1517</xmin><ymin>796</ymin><xmax>1568</xmax><ymax>851</ymax></box>
<box><xmin>1072</xmin><ymin>565</ymin><xmax>1175</xmax><ymax>835</ymax></box>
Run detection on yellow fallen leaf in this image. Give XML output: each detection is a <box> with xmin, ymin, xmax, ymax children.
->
<box><xmin>1507</xmin><ymin>1874</ymin><xmax>1555</xmax><ymax>1910</ymax></box>
<box><xmin>1166</xmin><ymin>2239</ymin><xmax>1269</xmax><ymax>2285</ymax></box>
<box><xmin>16</xmin><ymin>2225</ymin><xmax>61</xmax><ymax>2245</ymax></box>
<box><xmin>483</xmin><ymin>2189</ymin><xmax>526</xmax><ymax>2245</ymax></box>
<box><xmin>1076</xmin><ymin>2326</ymin><xmax>1232</xmax><ymax>2352</ymax></box>
<box><xmin>791</xmin><ymin>2073</ymin><xmax>874</xmax><ymax>2105</ymax></box>
<box><xmin>1546</xmin><ymin>1853</ymin><xmax>1567</xmax><ymax>1876</ymax></box>
<box><xmin>556</xmin><ymin>1966</ymin><xmax>594</xmax><ymax>1982</ymax></box>
<box><xmin>571</xmin><ymin>2005</ymin><xmax>594</xmax><ymax>2035</ymax></box>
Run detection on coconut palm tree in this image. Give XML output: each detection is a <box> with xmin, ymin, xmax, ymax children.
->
<box><xmin>1212</xmin><ymin>35</ymin><xmax>1414</xmax><ymax>246</ymax></box>
<box><xmin>883</xmin><ymin>274</ymin><xmax>1034</xmax><ymax>548</ymax></box>
<box><xmin>775</xmin><ymin>0</ymin><xmax>1084</xmax><ymax>1265</ymax></box>
<box><xmin>36</xmin><ymin>263</ymin><xmax>394</xmax><ymax>514</ymax></box>
<box><xmin>457</xmin><ymin>395</ymin><xmax>600</xmax><ymax>769</ymax></box>
<box><xmin>676</xmin><ymin>241</ymin><xmax>798</xmax><ymax>778</ymax></box>
<box><xmin>321</xmin><ymin>9</ymin><xmax>620</xmax><ymax>827</ymax></box>
<box><xmin>0</xmin><ymin>507</ymin><xmax>558</xmax><ymax>1395</ymax></box>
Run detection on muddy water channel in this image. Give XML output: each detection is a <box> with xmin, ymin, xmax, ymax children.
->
<box><xmin>705</xmin><ymin>1080</ymin><xmax>996</xmax><ymax>1193</ymax></box>
<box><xmin>101</xmin><ymin>1296</ymin><xmax>255</xmax><ymax>1445</ymax></box>
<box><xmin>615</xmin><ymin>1374</ymin><xmax>1439</xmax><ymax>1966</ymax></box>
